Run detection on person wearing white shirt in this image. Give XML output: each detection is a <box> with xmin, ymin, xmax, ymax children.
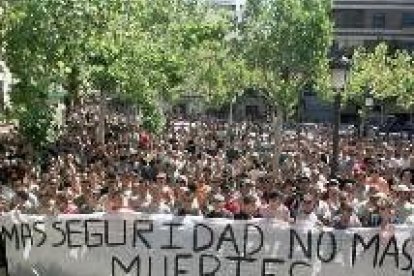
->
<box><xmin>260</xmin><ymin>191</ymin><xmax>291</xmax><ymax>222</ymax></box>
<box><xmin>295</xmin><ymin>193</ymin><xmax>321</xmax><ymax>227</ymax></box>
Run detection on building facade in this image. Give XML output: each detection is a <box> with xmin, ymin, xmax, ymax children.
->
<box><xmin>213</xmin><ymin>0</ymin><xmax>414</xmax><ymax>50</ymax></box>
<box><xmin>203</xmin><ymin>0</ymin><xmax>414</xmax><ymax>122</ymax></box>
<box><xmin>333</xmin><ymin>0</ymin><xmax>414</xmax><ymax>52</ymax></box>
<box><xmin>282</xmin><ymin>0</ymin><xmax>414</xmax><ymax>123</ymax></box>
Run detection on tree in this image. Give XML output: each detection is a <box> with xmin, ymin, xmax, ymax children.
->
<box><xmin>1</xmin><ymin>0</ymin><xmax>124</xmax><ymax>147</ymax></box>
<box><xmin>241</xmin><ymin>0</ymin><xmax>333</xmax><ymax>177</ymax></box>
<box><xmin>243</xmin><ymin>0</ymin><xmax>332</xmax><ymax>117</ymax></box>
<box><xmin>347</xmin><ymin>43</ymin><xmax>414</xmax><ymax>127</ymax></box>
<box><xmin>165</xmin><ymin>3</ymin><xmax>249</xmax><ymax>110</ymax></box>
<box><xmin>179</xmin><ymin>39</ymin><xmax>252</xmax><ymax>109</ymax></box>
<box><xmin>1</xmin><ymin>0</ymin><xmax>233</xmax><ymax>148</ymax></box>
<box><xmin>347</xmin><ymin>44</ymin><xmax>394</xmax><ymax>105</ymax></box>
<box><xmin>390</xmin><ymin>50</ymin><xmax>414</xmax><ymax>111</ymax></box>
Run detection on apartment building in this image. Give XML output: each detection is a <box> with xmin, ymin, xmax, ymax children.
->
<box><xmin>213</xmin><ymin>0</ymin><xmax>414</xmax><ymax>49</ymax></box>
<box><xmin>334</xmin><ymin>0</ymin><xmax>414</xmax><ymax>51</ymax></box>
<box><xmin>206</xmin><ymin>0</ymin><xmax>414</xmax><ymax>122</ymax></box>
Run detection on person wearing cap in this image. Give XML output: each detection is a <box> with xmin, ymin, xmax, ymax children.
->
<box><xmin>391</xmin><ymin>184</ymin><xmax>414</xmax><ymax>223</ymax></box>
<box><xmin>259</xmin><ymin>191</ymin><xmax>291</xmax><ymax>222</ymax></box>
<box><xmin>205</xmin><ymin>194</ymin><xmax>233</xmax><ymax>219</ymax></box>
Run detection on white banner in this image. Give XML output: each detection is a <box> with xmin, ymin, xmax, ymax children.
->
<box><xmin>1</xmin><ymin>212</ymin><xmax>414</xmax><ymax>276</ymax></box>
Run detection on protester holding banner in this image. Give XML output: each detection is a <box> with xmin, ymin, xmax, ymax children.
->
<box><xmin>332</xmin><ymin>202</ymin><xmax>362</xmax><ymax>229</ymax></box>
<box><xmin>259</xmin><ymin>190</ymin><xmax>291</xmax><ymax>222</ymax></box>
<box><xmin>4</xmin><ymin>105</ymin><xmax>414</xmax><ymax>275</ymax></box>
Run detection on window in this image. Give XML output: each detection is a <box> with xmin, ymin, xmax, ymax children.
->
<box><xmin>402</xmin><ymin>13</ymin><xmax>414</xmax><ymax>28</ymax></box>
<box><xmin>303</xmin><ymin>90</ymin><xmax>316</xmax><ymax>97</ymax></box>
<box><xmin>245</xmin><ymin>105</ymin><xmax>259</xmax><ymax>120</ymax></box>
<box><xmin>334</xmin><ymin>10</ymin><xmax>365</xmax><ymax>28</ymax></box>
<box><xmin>372</xmin><ymin>13</ymin><xmax>385</xmax><ymax>29</ymax></box>
<box><xmin>403</xmin><ymin>42</ymin><xmax>414</xmax><ymax>50</ymax></box>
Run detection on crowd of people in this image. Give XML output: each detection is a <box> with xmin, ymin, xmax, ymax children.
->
<box><xmin>1</xmin><ymin>102</ymin><xmax>414</xmax><ymax>233</ymax></box>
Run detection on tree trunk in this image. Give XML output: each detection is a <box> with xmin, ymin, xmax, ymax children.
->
<box><xmin>296</xmin><ymin>88</ymin><xmax>302</xmax><ymax>151</ymax></box>
<box><xmin>272</xmin><ymin>106</ymin><xmax>283</xmax><ymax>181</ymax></box>
<box><xmin>97</xmin><ymin>89</ymin><xmax>106</xmax><ymax>145</ymax></box>
<box><xmin>331</xmin><ymin>92</ymin><xmax>341</xmax><ymax>178</ymax></box>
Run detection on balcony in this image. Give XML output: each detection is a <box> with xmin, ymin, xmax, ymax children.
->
<box><xmin>333</xmin><ymin>0</ymin><xmax>414</xmax><ymax>10</ymax></box>
<box><xmin>334</xmin><ymin>28</ymin><xmax>414</xmax><ymax>41</ymax></box>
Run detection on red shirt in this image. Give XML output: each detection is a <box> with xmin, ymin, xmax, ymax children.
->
<box><xmin>225</xmin><ymin>199</ymin><xmax>240</xmax><ymax>214</ymax></box>
<box><xmin>139</xmin><ymin>132</ymin><xmax>150</xmax><ymax>149</ymax></box>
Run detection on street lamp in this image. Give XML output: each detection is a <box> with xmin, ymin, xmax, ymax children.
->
<box><xmin>365</xmin><ymin>88</ymin><xmax>374</xmax><ymax>130</ymax></box>
<box><xmin>229</xmin><ymin>95</ymin><xmax>236</xmax><ymax>126</ymax></box>
<box><xmin>361</xmin><ymin>86</ymin><xmax>374</xmax><ymax>137</ymax></box>
<box><xmin>330</xmin><ymin>56</ymin><xmax>350</xmax><ymax>177</ymax></box>
<box><xmin>365</xmin><ymin>88</ymin><xmax>374</xmax><ymax>108</ymax></box>
<box><xmin>228</xmin><ymin>90</ymin><xmax>244</xmax><ymax>146</ymax></box>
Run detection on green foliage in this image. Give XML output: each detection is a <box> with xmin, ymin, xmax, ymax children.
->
<box><xmin>1</xmin><ymin>0</ymin><xmax>234</xmax><ymax>145</ymax></box>
<box><xmin>1</xmin><ymin>0</ymin><xmax>337</xmax><ymax>140</ymax></box>
<box><xmin>178</xmin><ymin>37</ymin><xmax>253</xmax><ymax>107</ymax></box>
<box><xmin>347</xmin><ymin>43</ymin><xmax>414</xmax><ymax>109</ymax></box>
<box><xmin>168</xmin><ymin>4</ymin><xmax>241</xmax><ymax>107</ymax></box>
<box><xmin>242</xmin><ymin>0</ymin><xmax>333</xmax><ymax>116</ymax></box>
<box><xmin>140</xmin><ymin>103</ymin><xmax>165</xmax><ymax>134</ymax></box>
<box><xmin>17</xmin><ymin>102</ymin><xmax>57</xmax><ymax>152</ymax></box>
